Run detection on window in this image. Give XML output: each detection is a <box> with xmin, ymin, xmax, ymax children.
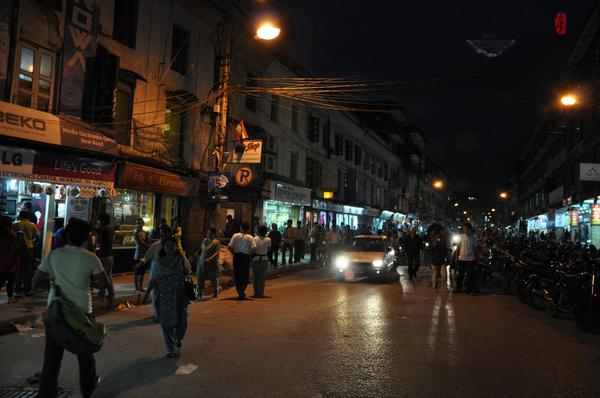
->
<box><xmin>290</xmin><ymin>153</ymin><xmax>298</xmax><ymax>181</ymax></box>
<box><xmin>171</xmin><ymin>24</ymin><xmax>189</xmax><ymax>74</ymax></box>
<box><xmin>337</xmin><ymin>169</ymin><xmax>343</xmax><ymax>193</ymax></box>
<box><xmin>308</xmin><ymin>115</ymin><xmax>320</xmax><ymax>143</ymax></box>
<box><xmin>14</xmin><ymin>45</ymin><xmax>54</xmax><ymax>111</ymax></box>
<box><xmin>245</xmin><ymin>74</ymin><xmax>257</xmax><ymax>111</ymax></box>
<box><xmin>355</xmin><ymin>146</ymin><xmax>362</xmax><ymax>166</ymax></box>
<box><xmin>345</xmin><ymin>140</ymin><xmax>353</xmax><ymax>162</ymax></box>
<box><xmin>164</xmin><ymin>100</ymin><xmax>185</xmax><ymax>159</ymax></box>
<box><xmin>334</xmin><ymin>132</ymin><xmax>343</xmax><ymax>156</ymax></box>
<box><xmin>306</xmin><ymin>157</ymin><xmax>322</xmax><ymax>188</ymax></box>
<box><xmin>323</xmin><ymin>121</ymin><xmax>330</xmax><ymax>152</ymax></box>
<box><xmin>363</xmin><ymin>152</ymin><xmax>370</xmax><ymax>170</ymax></box>
<box><xmin>264</xmin><ymin>155</ymin><xmax>276</xmax><ymax>172</ymax></box>
<box><xmin>384</xmin><ymin>163</ymin><xmax>389</xmax><ymax>181</ymax></box>
<box><xmin>291</xmin><ymin>104</ymin><xmax>298</xmax><ymax>131</ymax></box>
<box><xmin>113</xmin><ymin>0</ymin><xmax>138</xmax><ymax>48</ymax></box>
<box><xmin>113</xmin><ymin>80</ymin><xmax>134</xmax><ymax>145</ymax></box>
<box><xmin>270</xmin><ymin>94</ymin><xmax>279</xmax><ymax>122</ymax></box>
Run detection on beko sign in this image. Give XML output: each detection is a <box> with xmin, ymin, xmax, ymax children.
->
<box><xmin>0</xmin><ymin>101</ymin><xmax>60</xmax><ymax>145</ymax></box>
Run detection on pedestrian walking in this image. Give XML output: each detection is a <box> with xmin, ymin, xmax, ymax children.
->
<box><xmin>294</xmin><ymin>221</ymin><xmax>305</xmax><ymax>263</ymax></box>
<box><xmin>143</xmin><ymin>236</ymin><xmax>190</xmax><ymax>358</ymax></box>
<box><xmin>95</xmin><ymin>213</ymin><xmax>114</xmax><ymax>307</ymax></box>
<box><xmin>282</xmin><ymin>219</ymin><xmax>295</xmax><ymax>265</ymax></box>
<box><xmin>0</xmin><ymin>216</ymin><xmax>19</xmax><ymax>304</ymax></box>
<box><xmin>454</xmin><ymin>223</ymin><xmax>479</xmax><ymax>295</ymax></box>
<box><xmin>326</xmin><ymin>225</ymin><xmax>342</xmax><ymax>265</ymax></box>
<box><xmin>12</xmin><ymin>209</ymin><xmax>38</xmax><ymax>297</ymax></box>
<box><xmin>228</xmin><ymin>222</ymin><xmax>255</xmax><ymax>300</ymax></box>
<box><xmin>173</xmin><ymin>217</ymin><xmax>185</xmax><ymax>255</ymax></box>
<box><xmin>429</xmin><ymin>229</ymin><xmax>448</xmax><ymax>290</ymax></box>
<box><xmin>33</xmin><ymin>217</ymin><xmax>108</xmax><ymax>398</ymax></box>
<box><xmin>309</xmin><ymin>223</ymin><xmax>321</xmax><ymax>263</ymax></box>
<box><xmin>133</xmin><ymin>218</ymin><xmax>151</xmax><ymax>292</ymax></box>
<box><xmin>267</xmin><ymin>223</ymin><xmax>281</xmax><ymax>267</ymax></box>
<box><xmin>225</xmin><ymin>215</ymin><xmax>239</xmax><ymax>238</ymax></box>
<box><xmin>195</xmin><ymin>227</ymin><xmax>220</xmax><ymax>299</ymax></box>
<box><xmin>405</xmin><ymin>227</ymin><xmax>423</xmax><ymax>281</ymax></box>
<box><xmin>252</xmin><ymin>225</ymin><xmax>271</xmax><ymax>298</ymax></box>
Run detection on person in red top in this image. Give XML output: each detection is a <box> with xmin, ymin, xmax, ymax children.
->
<box><xmin>0</xmin><ymin>215</ymin><xmax>20</xmax><ymax>303</ymax></box>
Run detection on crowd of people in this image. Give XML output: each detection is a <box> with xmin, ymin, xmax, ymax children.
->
<box><xmin>0</xmin><ymin>204</ymin><xmax>501</xmax><ymax>398</ymax></box>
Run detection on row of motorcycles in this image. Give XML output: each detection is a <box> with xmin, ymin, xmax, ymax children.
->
<box><xmin>491</xmin><ymin>239</ymin><xmax>600</xmax><ymax>334</ymax></box>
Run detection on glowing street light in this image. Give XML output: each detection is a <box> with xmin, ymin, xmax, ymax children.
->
<box><xmin>499</xmin><ymin>191</ymin><xmax>509</xmax><ymax>200</ymax></box>
<box><xmin>560</xmin><ymin>94</ymin><xmax>577</xmax><ymax>107</ymax></box>
<box><xmin>256</xmin><ymin>22</ymin><xmax>281</xmax><ymax>40</ymax></box>
<box><xmin>453</xmin><ymin>202</ymin><xmax>459</xmax><ymax>207</ymax></box>
<box><xmin>432</xmin><ymin>179</ymin><xmax>444</xmax><ymax>190</ymax></box>
<box><xmin>463</xmin><ymin>210</ymin><xmax>468</xmax><ymax>215</ymax></box>
<box><xmin>491</xmin><ymin>208</ymin><xmax>496</xmax><ymax>212</ymax></box>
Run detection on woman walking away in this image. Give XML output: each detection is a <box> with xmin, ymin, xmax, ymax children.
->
<box><xmin>430</xmin><ymin>229</ymin><xmax>448</xmax><ymax>291</ymax></box>
<box><xmin>0</xmin><ymin>216</ymin><xmax>19</xmax><ymax>303</ymax></box>
<box><xmin>252</xmin><ymin>225</ymin><xmax>271</xmax><ymax>298</ymax></box>
<box><xmin>454</xmin><ymin>223</ymin><xmax>479</xmax><ymax>295</ymax></box>
<box><xmin>143</xmin><ymin>236</ymin><xmax>190</xmax><ymax>358</ymax></box>
<box><xmin>196</xmin><ymin>228</ymin><xmax>220</xmax><ymax>299</ymax></box>
<box><xmin>133</xmin><ymin>218</ymin><xmax>150</xmax><ymax>293</ymax></box>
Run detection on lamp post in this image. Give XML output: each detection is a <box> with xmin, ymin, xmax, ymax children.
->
<box><xmin>214</xmin><ymin>17</ymin><xmax>281</xmax><ymax>173</ymax></box>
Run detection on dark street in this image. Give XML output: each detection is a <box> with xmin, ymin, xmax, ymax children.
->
<box><xmin>2</xmin><ymin>267</ymin><xmax>599</xmax><ymax>398</ymax></box>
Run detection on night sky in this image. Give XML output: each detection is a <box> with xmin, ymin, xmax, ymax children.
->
<box><xmin>244</xmin><ymin>0</ymin><xmax>597</xmax><ymax>204</ymax></box>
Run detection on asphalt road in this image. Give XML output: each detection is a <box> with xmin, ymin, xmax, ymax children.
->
<box><xmin>2</xmin><ymin>267</ymin><xmax>600</xmax><ymax>398</ymax></box>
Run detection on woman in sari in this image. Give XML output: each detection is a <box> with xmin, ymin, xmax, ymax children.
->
<box><xmin>196</xmin><ymin>227</ymin><xmax>220</xmax><ymax>299</ymax></box>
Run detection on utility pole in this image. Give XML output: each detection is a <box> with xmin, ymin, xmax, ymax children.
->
<box><xmin>214</xmin><ymin>1</ymin><xmax>232</xmax><ymax>173</ymax></box>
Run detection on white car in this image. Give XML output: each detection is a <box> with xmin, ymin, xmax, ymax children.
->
<box><xmin>334</xmin><ymin>235</ymin><xmax>397</xmax><ymax>282</ymax></box>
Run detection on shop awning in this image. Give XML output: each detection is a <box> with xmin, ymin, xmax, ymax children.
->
<box><xmin>116</xmin><ymin>162</ymin><xmax>200</xmax><ymax>197</ymax></box>
<box><xmin>0</xmin><ymin>144</ymin><xmax>115</xmax><ymax>188</ymax></box>
<box><xmin>0</xmin><ymin>100</ymin><xmax>118</xmax><ymax>155</ymax></box>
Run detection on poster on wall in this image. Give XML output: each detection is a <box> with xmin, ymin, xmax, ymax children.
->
<box><xmin>592</xmin><ymin>204</ymin><xmax>600</xmax><ymax>225</ymax></box>
<box><xmin>60</xmin><ymin>0</ymin><xmax>99</xmax><ymax>118</ymax></box>
<box><xmin>570</xmin><ymin>209</ymin><xmax>579</xmax><ymax>226</ymax></box>
<box><xmin>65</xmin><ymin>196</ymin><xmax>91</xmax><ymax>223</ymax></box>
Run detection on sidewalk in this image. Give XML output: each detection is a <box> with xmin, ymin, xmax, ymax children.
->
<box><xmin>0</xmin><ymin>259</ymin><xmax>313</xmax><ymax>335</ymax></box>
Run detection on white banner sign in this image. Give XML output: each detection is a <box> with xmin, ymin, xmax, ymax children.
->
<box><xmin>0</xmin><ymin>101</ymin><xmax>60</xmax><ymax>145</ymax></box>
<box><xmin>229</xmin><ymin>140</ymin><xmax>263</xmax><ymax>164</ymax></box>
<box><xmin>580</xmin><ymin>163</ymin><xmax>600</xmax><ymax>181</ymax></box>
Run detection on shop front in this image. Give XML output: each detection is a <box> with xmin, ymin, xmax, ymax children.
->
<box><xmin>262</xmin><ymin>181</ymin><xmax>312</xmax><ymax>231</ymax></box>
<box><xmin>311</xmin><ymin>199</ymin><xmax>378</xmax><ymax>232</ymax></box>
<box><xmin>112</xmin><ymin>162</ymin><xmax>201</xmax><ymax>270</ymax></box>
<box><xmin>0</xmin><ymin>144</ymin><xmax>116</xmax><ymax>254</ymax></box>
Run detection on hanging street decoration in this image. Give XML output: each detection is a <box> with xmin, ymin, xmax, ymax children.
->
<box><xmin>466</xmin><ymin>34</ymin><xmax>515</xmax><ymax>58</ymax></box>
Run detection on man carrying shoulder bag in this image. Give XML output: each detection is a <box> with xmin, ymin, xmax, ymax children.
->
<box><xmin>33</xmin><ymin>217</ymin><xmax>109</xmax><ymax>398</ymax></box>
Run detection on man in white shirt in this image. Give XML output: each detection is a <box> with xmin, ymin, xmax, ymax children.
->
<box><xmin>228</xmin><ymin>222</ymin><xmax>256</xmax><ymax>299</ymax></box>
<box><xmin>33</xmin><ymin>217</ymin><xmax>108</xmax><ymax>398</ymax></box>
<box><xmin>252</xmin><ymin>225</ymin><xmax>271</xmax><ymax>298</ymax></box>
<box><xmin>455</xmin><ymin>223</ymin><xmax>479</xmax><ymax>295</ymax></box>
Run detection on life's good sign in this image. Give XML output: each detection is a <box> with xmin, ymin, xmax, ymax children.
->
<box><xmin>229</xmin><ymin>140</ymin><xmax>262</xmax><ymax>164</ymax></box>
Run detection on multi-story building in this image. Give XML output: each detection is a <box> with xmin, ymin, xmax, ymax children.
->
<box><xmin>512</xmin><ymin>2</ymin><xmax>600</xmax><ymax>245</ymax></box>
<box><xmin>0</xmin><ymin>0</ymin><xmax>446</xmax><ymax>272</ymax></box>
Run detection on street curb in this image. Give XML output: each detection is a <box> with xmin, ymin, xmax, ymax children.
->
<box><xmin>0</xmin><ymin>262</ymin><xmax>310</xmax><ymax>336</ymax></box>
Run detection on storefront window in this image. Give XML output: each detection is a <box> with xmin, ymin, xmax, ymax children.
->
<box><xmin>263</xmin><ymin>200</ymin><xmax>301</xmax><ymax>231</ymax></box>
<box><xmin>161</xmin><ymin>195</ymin><xmax>178</xmax><ymax>227</ymax></box>
<box><xmin>108</xmin><ymin>189</ymin><xmax>154</xmax><ymax>246</ymax></box>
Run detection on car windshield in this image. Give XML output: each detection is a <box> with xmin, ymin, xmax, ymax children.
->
<box><xmin>351</xmin><ymin>238</ymin><xmax>386</xmax><ymax>252</ymax></box>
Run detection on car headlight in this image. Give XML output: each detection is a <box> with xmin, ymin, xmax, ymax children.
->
<box><xmin>372</xmin><ymin>259</ymin><xmax>383</xmax><ymax>268</ymax></box>
<box><xmin>335</xmin><ymin>256</ymin><xmax>350</xmax><ymax>270</ymax></box>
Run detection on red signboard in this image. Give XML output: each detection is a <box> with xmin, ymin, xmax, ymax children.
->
<box><xmin>592</xmin><ymin>205</ymin><xmax>600</xmax><ymax>225</ymax></box>
<box><xmin>570</xmin><ymin>209</ymin><xmax>579</xmax><ymax>226</ymax></box>
<box><xmin>117</xmin><ymin>162</ymin><xmax>200</xmax><ymax>197</ymax></box>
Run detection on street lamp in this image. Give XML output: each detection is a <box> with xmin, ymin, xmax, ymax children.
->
<box><xmin>499</xmin><ymin>191</ymin><xmax>508</xmax><ymax>200</ymax></box>
<box><xmin>491</xmin><ymin>208</ymin><xmax>496</xmax><ymax>212</ymax></box>
<box><xmin>453</xmin><ymin>202</ymin><xmax>459</xmax><ymax>207</ymax></box>
<box><xmin>432</xmin><ymin>179</ymin><xmax>444</xmax><ymax>190</ymax></box>
<box><xmin>560</xmin><ymin>94</ymin><xmax>577</xmax><ymax>107</ymax></box>
<box><xmin>256</xmin><ymin>21</ymin><xmax>281</xmax><ymax>40</ymax></box>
